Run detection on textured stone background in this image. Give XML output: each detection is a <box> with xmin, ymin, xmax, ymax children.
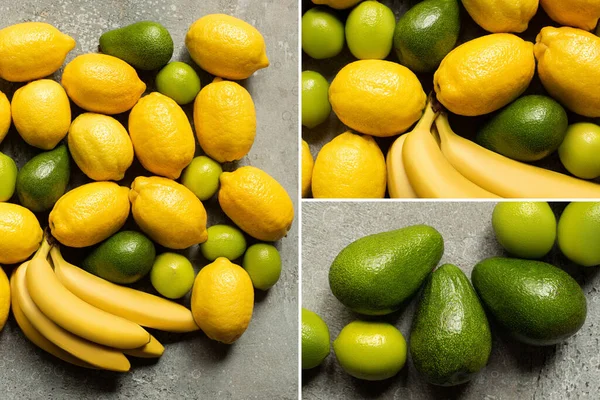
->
<box><xmin>302</xmin><ymin>202</ymin><xmax>600</xmax><ymax>399</ymax></box>
<box><xmin>0</xmin><ymin>1</ymin><xmax>298</xmax><ymax>398</ymax></box>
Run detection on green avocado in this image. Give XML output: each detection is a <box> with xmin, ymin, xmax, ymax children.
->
<box><xmin>472</xmin><ymin>257</ymin><xmax>587</xmax><ymax>346</ymax></box>
<box><xmin>410</xmin><ymin>264</ymin><xmax>491</xmax><ymax>386</ymax></box>
<box><xmin>328</xmin><ymin>225</ymin><xmax>443</xmax><ymax>315</ymax></box>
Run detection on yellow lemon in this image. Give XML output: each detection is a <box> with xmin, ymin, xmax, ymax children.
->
<box><xmin>462</xmin><ymin>0</ymin><xmax>538</xmax><ymax>33</ymax></box>
<box><xmin>540</xmin><ymin>0</ymin><xmax>600</xmax><ymax>31</ymax></box>
<box><xmin>434</xmin><ymin>33</ymin><xmax>535</xmax><ymax>116</ymax></box>
<box><xmin>0</xmin><ymin>266</ymin><xmax>9</xmax><ymax>331</ymax></box>
<box><xmin>0</xmin><ymin>203</ymin><xmax>42</xmax><ymax>264</ymax></box>
<box><xmin>49</xmin><ymin>182</ymin><xmax>130</xmax><ymax>248</ymax></box>
<box><xmin>185</xmin><ymin>14</ymin><xmax>269</xmax><ymax>80</ymax></box>
<box><xmin>312</xmin><ymin>0</ymin><xmax>363</xmax><ymax>9</ymax></box>
<box><xmin>534</xmin><ymin>27</ymin><xmax>600</xmax><ymax>118</ymax></box>
<box><xmin>129</xmin><ymin>93</ymin><xmax>195</xmax><ymax>179</ymax></box>
<box><xmin>0</xmin><ymin>91</ymin><xmax>10</xmax><ymax>143</ymax></box>
<box><xmin>62</xmin><ymin>54</ymin><xmax>146</xmax><ymax>115</ymax></box>
<box><xmin>11</xmin><ymin>80</ymin><xmax>71</xmax><ymax>150</ymax></box>
<box><xmin>0</xmin><ymin>22</ymin><xmax>75</xmax><ymax>82</ymax></box>
<box><xmin>302</xmin><ymin>140</ymin><xmax>314</xmax><ymax>198</ymax></box>
<box><xmin>129</xmin><ymin>176</ymin><xmax>208</xmax><ymax>249</ymax></box>
<box><xmin>194</xmin><ymin>78</ymin><xmax>256</xmax><ymax>163</ymax></box>
<box><xmin>312</xmin><ymin>131</ymin><xmax>386</xmax><ymax>198</ymax></box>
<box><xmin>68</xmin><ymin>113</ymin><xmax>134</xmax><ymax>181</ymax></box>
<box><xmin>191</xmin><ymin>257</ymin><xmax>254</xmax><ymax>344</ymax></box>
<box><xmin>219</xmin><ymin>166</ymin><xmax>294</xmax><ymax>242</ymax></box>
<box><xmin>329</xmin><ymin>60</ymin><xmax>426</xmax><ymax>137</ymax></box>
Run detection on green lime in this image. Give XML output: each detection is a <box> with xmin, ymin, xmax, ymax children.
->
<box><xmin>181</xmin><ymin>156</ymin><xmax>222</xmax><ymax>201</ymax></box>
<box><xmin>0</xmin><ymin>152</ymin><xmax>17</xmax><ymax>202</ymax></box>
<box><xmin>334</xmin><ymin>320</ymin><xmax>407</xmax><ymax>381</ymax></box>
<box><xmin>302</xmin><ymin>308</ymin><xmax>330</xmax><ymax>369</ymax></box>
<box><xmin>242</xmin><ymin>244</ymin><xmax>281</xmax><ymax>290</ymax></box>
<box><xmin>558</xmin><ymin>202</ymin><xmax>600</xmax><ymax>267</ymax></box>
<box><xmin>346</xmin><ymin>1</ymin><xmax>396</xmax><ymax>60</ymax></box>
<box><xmin>558</xmin><ymin>123</ymin><xmax>600</xmax><ymax>179</ymax></box>
<box><xmin>492</xmin><ymin>202</ymin><xmax>556</xmax><ymax>259</ymax></box>
<box><xmin>200</xmin><ymin>225</ymin><xmax>247</xmax><ymax>261</ymax></box>
<box><xmin>156</xmin><ymin>61</ymin><xmax>202</xmax><ymax>105</ymax></box>
<box><xmin>150</xmin><ymin>253</ymin><xmax>195</xmax><ymax>299</ymax></box>
<box><xmin>302</xmin><ymin>7</ymin><xmax>345</xmax><ymax>59</ymax></box>
<box><xmin>302</xmin><ymin>71</ymin><xmax>331</xmax><ymax>129</ymax></box>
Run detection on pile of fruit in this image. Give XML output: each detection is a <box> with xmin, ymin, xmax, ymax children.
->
<box><xmin>0</xmin><ymin>14</ymin><xmax>293</xmax><ymax>372</ymax></box>
<box><xmin>302</xmin><ymin>202</ymin><xmax>598</xmax><ymax>384</ymax></box>
<box><xmin>301</xmin><ymin>0</ymin><xmax>600</xmax><ymax>198</ymax></box>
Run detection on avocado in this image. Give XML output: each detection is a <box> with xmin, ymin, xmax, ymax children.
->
<box><xmin>16</xmin><ymin>144</ymin><xmax>70</xmax><ymax>212</ymax></box>
<box><xmin>476</xmin><ymin>95</ymin><xmax>569</xmax><ymax>162</ymax></box>
<box><xmin>410</xmin><ymin>264</ymin><xmax>491</xmax><ymax>386</ymax></box>
<box><xmin>393</xmin><ymin>0</ymin><xmax>460</xmax><ymax>73</ymax></box>
<box><xmin>472</xmin><ymin>257</ymin><xmax>587</xmax><ymax>346</ymax></box>
<box><xmin>82</xmin><ymin>230</ymin><xmax>156</xmax><ymax>284</ymax></box>
<box><xmin>100</xmin><ymin>21</ymin><xmax>174</xmax><ymax>70</ymax></box>
<box><xmin>329</xmin><ymin>225</ymin><xmax>444</xmax><ymax>315</ymax></box>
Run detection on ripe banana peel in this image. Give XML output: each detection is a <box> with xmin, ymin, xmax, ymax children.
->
<box><xmin>123</xmin><ymin>335</ymin><xmax>165</xmax><ymax>359</ymax></box>
<box><xmin>435</xmin><ymin>113</ymin><xmax>600</xmax><ymax>198</ymax></box>
<box><xmin>387</xmin><ymin>134</ymin><xmax>417</xmax><ymax>198</ymax></box>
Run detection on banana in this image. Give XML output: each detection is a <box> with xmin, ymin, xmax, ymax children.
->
<box><xmin>26</xmin><ymin>239</ymin><xmax>150</xmax><ymax>350</ymax></box>
<box><xmin>50</xmin><ymin>247</ymin><xmax>199</xmax><ymax>333</ymax></box>
<box><xmin>435</xmin><ymin>113</ymin><xmax>600</xmax><ymax>198</ymax></box>
<box><xmin>386</xmin><ymin>134</ymin><xmax>417</xmax><ymax>198</ymax></box>
<box><xmin>13</xmin><ymin>260</ymin><xmax>130</xmax><ymax>372</ymax></box>
<box><xmin>402</xmin><ymin>102</ymin><xmax>500</xmax><ymax>198</ymax></box>
<box><xmin>123</xmin><ymin>335</ymin><xmax>165</xmax><ymax>359</ymax></box>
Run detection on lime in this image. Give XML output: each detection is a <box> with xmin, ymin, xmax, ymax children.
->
<box><xmin>181</xmin><ymin>156</ymin><xmax>222</xmax><ymax>201</ymax></box>
<box><xmin>558</xmin><ymin>123</ymin><xmax>600</xmax><ymax>179</ymax></box>
<box><xmin>302</xmin><ymin>71</ymin><xmax>331</xmax><ymax>129</ymax></box>
<box><xmin>150</xmin><ymin>253</ymin><xmax>196</xmax><ymax>299</ymax></box>
<box><xmin>302</xmin><ymin>7</ymin><xmax>345</xmax><ymax>59</ymax></box>
<box><xmin>558</xmin><ymin>202</ymin><xmax>600</xmax><ymax>267</ymax></box>
<box><xmin>346</xmin><ymin>1</ymin><xmax>396</xmax><ymax>60</ymax></box>
<box><xmin>242</xmin><ymin>244</ymin><xmax>281</xmax><ymax>290</ymax></box>
<box><xmin>302</xmin><ymin>308</ymin><xmax>330</xmax><ymax>369</ymax></box>
<box><xmin>333</xmin><ymin>320</ymin><xmax>407</xmax><ymax>381</ymax></box>
<box><xmin>492</xmin><ymin>202</ymin><xmax>556</xmax><ymax>259</ymax></box>
<box><xmin>0</xmin><ymin>152</ymin><xmax>17</xmax><ymax>202</ymax></box>
<box><xmin>200</xmin><ymin>225</ymin><xmax>247</xmax><ymax>261</ymax></box>
<box><xmin>156</xmin><ymin>61</ymin><xmax>201</xmax><ymax>105</ymax></box>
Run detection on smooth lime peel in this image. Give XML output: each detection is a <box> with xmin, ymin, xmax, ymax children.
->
<box><xmin>302</xmin><ymin>7</ymin><xmax>345</xmax><ymax>59</ymax></box>
<box><xmin>243</xmin><ymin>243</ymin><xmax>282</xmax><ymax>290</ymax></box>
<box><xmin>156</xmin><ymin>61</ymin><xmax>202</xmax><ymax>105</ymax></box>
<box><xmin>150</xmin><ymin>252</ymin><xmax>196</xmax><ymax>299</ymax></box>
<box><xmin>200</xmin><ymin>225</ymin><xmax>247</xmax><ymax>261</ymax></box>
<box><xmin>181</xmin><ymin>156</ymin><xmax>222</xmax><ymax>201</ymax></box>
<box><xmin>302</xmin><ymin>308</ymin><xmax>330</xmax><ymax>369</ymax></box>
<box><xmin>0</xmin><ymin>152</ymin><xmax>17</xmax><ymax>202</ymax></box>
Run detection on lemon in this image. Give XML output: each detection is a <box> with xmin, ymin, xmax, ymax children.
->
<box><xmin>0</xmin><ymin>91</ymin><xmax>10</xmax><ymax>143</ymax></box>
<box><xmin>0</xmin><ymin>203</ymin><xmax>42</xmax><ymax>264</ymax></box>
<box><xmin>301</xmin><ymin>308</ymin><xmax>330</xmax><ymax>369</ymax></box>
<box><xmin>68</xmin><ymin>113</ymin><xmax>133</xmax><ymax>181</ymax></box>
<box><xmin>129</xmin><ymin>92</ymin><xmax>195</xmax><ymax>179</ymax></box>
<box><xmin>435</xmin><ymin>33</ymin><xmax>534</xmax><ymax>116</ymax></box>
<box><xmin>0</xmin><ymin>152</ymin><xmax>17</xmax><ymax>202</ymax></box>
<box><xmin>185</xmin><ymin>14</ymin><xmax>269</xmax><ymax>80</ymax></box>
<box><xmin>312</xmin><ymin>0</ymin><xmax>363</xmax><ymax>9</ymax></box>
<box><xmin>11</xmin><ymin>80</ymin><xmax>71</xmax><ymax>150</ymax></box>
<box><xmin>540</xmin><ymin>0</ymin><xmax>600</xmax><ymax>31</ymax></box>
<box><xmin>129</xmin><ymin>176</ymin><xmax>208</xmax><ymax>249</ymax></box>
<box><xmin>191</xmin><ymin>257</ymin><xmax>254</xmax><ymax>344</ymax></box>
<box><xmin>193</xmin><ymin>78</ymin><xmax>256</xmax><ymax>163</ymax></box>
<box><xmin>462</xmin><ymin>0</ymin><xmax>539</xmax><ymax>33</ymax></box>
<box><xmin>49</xmin><ymin>182</ymin><xmax>130</xmax><ymax>248</ymax></box>
<box><xmin>0</xmin><ymin>266</ymin><xmax>9</xmax><ymax>332</ymax></box>
<box><xmin>150</xmin><ymin>253</ymin><xmax>196</xmax><ymax>299</ymax></box>
<box><xmin>312</xmin><ymin>131</ymin><xmax>386</xmax><ymax>199</ymax></box>
<box><xmin>534</xmin><ymin>27</ymin><xmax>600</xmax><ymax>118</ymax></box>
<box><xmin>302</xmin><ymin>140</ymin><xmax>314</xmax><ymax>198</ymax></box>
<box><xmin>62</xmin><ymin>53</ymin><xmax>146</xmax><ymax>115</ymax></box>
<box><xmin>329</xmin><ymin>60</ymin><xmax>426</xmax><ymax>137</ymax></box>
<box><xmin>0</xmin><ymin>22</ymin><xmax>75</xmax><ymax>82</ymax></box>
<box><xmin>219</xmin><ymin>166</ymin><xmax>294</xmax><ymax>242</ymax></box>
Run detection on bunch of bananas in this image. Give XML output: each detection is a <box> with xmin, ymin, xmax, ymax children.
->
<box><xmin>11</xmin><ymin>236</ymin><xmax>198</xmax><ymax>372</ymax></box>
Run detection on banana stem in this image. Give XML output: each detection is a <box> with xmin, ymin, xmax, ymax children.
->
<box><xmin>415</xmin><ymin>102</ymin><xmax>439</xmax><ymax>132</ymax></box>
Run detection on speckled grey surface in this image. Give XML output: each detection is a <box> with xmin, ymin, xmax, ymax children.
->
<box><xmin>0</xmin><ymin>1</ymin><xmax>298</xmax><ymax>399</ymax></box>
<box><xmin>302</xmin><ymin>201</ymin><xmax>600</xmax><ymax>399</ymax></box>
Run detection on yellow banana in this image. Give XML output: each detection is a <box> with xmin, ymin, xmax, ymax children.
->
<box><xmin>13</xmin><ymin>260</ymin><xmax>130</xmax><ymax>372</ymax></box>
<box><xmin>435</xmin><ymin>113</ymin><xmax>600</xmax><ymax>198</ymax></box>
<box><xmin>26</xmin><ymin>239</ymin><xmax>150</xmax><ymax>350</ymax></box>
<box><xmin>50</xmin><ymin>247</ymin><xmax>199</xmax><ymax>333</ymax></box>
<box><xmin>402</xmin><ymin>102</ymin><xmax>500</xmax><ymax>198</ymax></box>
<box><xmin>123</xmin><ymin>335</ymin><xmax>165</xmax><ymax>359</ymax></box>
<box><xmin>386</xmin><ymin>134</ymin><xmax>417</xmax><ymax>198</ymax></box>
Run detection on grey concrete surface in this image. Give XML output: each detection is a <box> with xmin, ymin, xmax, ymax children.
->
<box><xmin>302</xmin><ymin>202</ymin><xmax>600</xmax><ymax>399</ymax></box>
<box><xmin>0</xmin><ymin>1</ymin><xmax>298</xmax><ymax>399</ymax></box>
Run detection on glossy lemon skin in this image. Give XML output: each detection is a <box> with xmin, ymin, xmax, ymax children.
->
<box><xmin>0</xmin><ymin>203</ymin><xmax>42</xmax><ymax>264</ymax></box>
